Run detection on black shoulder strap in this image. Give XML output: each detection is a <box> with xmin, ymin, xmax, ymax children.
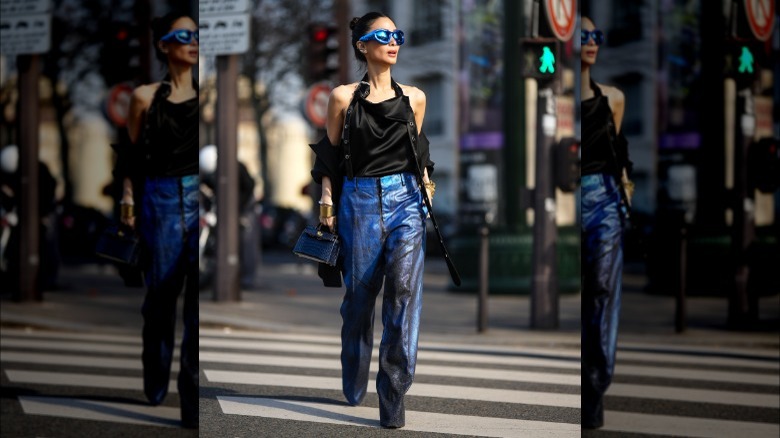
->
<box><xmin>340</xmin><ymin>80</ymin><xmax>370</xmax><ymax>180</ymax></box>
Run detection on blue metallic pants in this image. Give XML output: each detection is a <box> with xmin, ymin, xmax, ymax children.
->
<box><xmin>338</xmin><ymin>172</ymin><xmax>427</xmax><ymax>428</ymax></box>
<box><xmin>139</xmin><ymin>175</ymin><xmax>199</xmax><ymax>426</ymax></box>
<box><xmin>581</xmin><ymin>173</ymin><xmax>624</xmax><ymax>427</ymax></box>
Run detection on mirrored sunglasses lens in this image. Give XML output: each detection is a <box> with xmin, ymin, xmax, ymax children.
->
<box><xmin>394</xmin><ymin>31</ymin><xmax>404</xmax><ymax>45</ymax></box>
<box><xmin>594</xmin><ymin>31</ymin><xmax>604</xmax><ymax>45</ymax></box>
<box><xmin>375</xmin><ymin>30</ymin><xmax>391</xmax><ymax>43</ymax></box>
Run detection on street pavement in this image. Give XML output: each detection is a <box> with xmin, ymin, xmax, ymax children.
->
<box><xmin>0</xmin><ymin>250</ymin><xmax>778</xmax><ymax>437</ymax></box>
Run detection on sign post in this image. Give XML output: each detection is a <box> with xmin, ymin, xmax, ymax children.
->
<box><xmin>201</xmin><ymin>0</ymin><xmax>251</xmax><ymax>302</ymax></box>
<box><xmin>1</xmin><ymin>0</ymin><xmax>52</xmax><ymax>301</ymax></box>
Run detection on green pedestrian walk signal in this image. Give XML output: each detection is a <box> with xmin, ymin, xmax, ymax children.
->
<box><xmin>539</xmin><ymin>46</ymin><xmax>555</xmax><ymax>74</ymax></box>
<box><xmin>738</xmin><ymin>46</ymin><xmax>754</xmax><ymax>74</ymax></box>
<box><xmin>522</xmin><ymin>39</ymin><xmax>558</xmax><ymax>79</ymax></box>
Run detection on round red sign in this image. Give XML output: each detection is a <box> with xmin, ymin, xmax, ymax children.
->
<box><xmin>545</xmin><ymin>0</ymin><xmax>576</xmax><ymax>41</ymax></box>
<box><xmin>304</xmin><ymin>82</ymin><xmax>331</xmax><ymax>128</ymax></box>
<box><xmin>744</xmin><ymin>0</ymin><xmax>775</xmax><ymax>41</ymax></box>
<box><xmin>106</xmin><ymin>83</ymin><xmax>134</xmax><ymax>128</ymax></box>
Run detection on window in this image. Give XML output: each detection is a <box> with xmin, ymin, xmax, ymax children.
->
<box><xmin>410</xmin><ymin>0</ymin><xmax>444</xmax><ymax>45</ymax></box>
<box><xmin>416</xmin><ymin>76</ymin><xmax>444</xmax><ymax>136</ymax></box>
<box><xmin>608</xmin><ymin>0</ymin><xmax>643</xmax><ymax>46</ymax></box>
<box><xmin>613</xmin><ymin>73</ymin><xmax>643</xmax><ymax>136</ymax></box>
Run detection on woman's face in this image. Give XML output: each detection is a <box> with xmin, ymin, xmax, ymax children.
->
<box><xmin>359</xmin><ymin>17</ymin><xmax>401</xmax><ymax>67</ymax></box>
<box><xmin>160</xmin><ymin>16</ymin><xmax>198</xmax><ymax>67</ymax></box>
<box><xmin>581</xmin><ymin>18</ymin><xmax>599</xmax><ymax>67</ymax></box>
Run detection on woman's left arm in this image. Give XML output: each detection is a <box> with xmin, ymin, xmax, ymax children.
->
<box><xmin>410</xmin><ymin>87</ymin><xmax>431</xmax><ymax>183</ymax></box>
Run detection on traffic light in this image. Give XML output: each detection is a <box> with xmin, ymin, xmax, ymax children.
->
<box><xmin>101</xmin><ymin>21</ymin><xmax>142</xmax><ymax>86</ymax></box>
<box><xmin>748</xmin><ymin>138</ymin><xmax>780</xmax><ymax>193</ymax></box>
<box><xmin>307</xmin><ymin>24</ymin><xmax>338</xmax><ymax>83</ymax></box>
<box><xmin>521</xmin><ymin>39</ymin><xmax>558</xmax><ymax>80</ymax></box>
<box><xmin>554</xmin><ymin>137</ymin><xmax>580</xmax><ymax>192</ymax></box>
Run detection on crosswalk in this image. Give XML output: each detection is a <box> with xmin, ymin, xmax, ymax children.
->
<box><xmin>199</xmin><ymin>327</ymin><xmax>581</xmax><ymax>437</ymax></box>
<box><xmin>2</xmin><ymin>327</ymin><xmax>778</xmax><ymax>437</ymax></box>
<box><xmin>0</xmin><ymin>328</ymin><xmax>182</xmax><ymax>430</ymax></box>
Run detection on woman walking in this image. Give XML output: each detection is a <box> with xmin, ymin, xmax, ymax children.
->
<box><xmin>120</xmin><ymin>10</ymin><xmax>199</xmax><ymax>429</ymax></box>
<box><xmin>310</xmin><ymin>12</ymin><xmax>434</xmax><ymax>429</ymax></box>
<box><xmin>581</xmin><ymin>16</ymin><xmax>631</xmax><ymax>429</ymax></box>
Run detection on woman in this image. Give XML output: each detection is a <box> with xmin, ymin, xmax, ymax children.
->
<box><xmin>310</xmin><ymin>12</ymin><xmax>434</xmax><ymax>429</ymax></box>
<box><xmin>120</xmin><ymin>11</ymin><xmax>199</xmax><ymax>429</ymax></box>
<box><xmin>581</xmin><ymin>16</ymin><xmax>631</xmax><ymax>430</ymax></box>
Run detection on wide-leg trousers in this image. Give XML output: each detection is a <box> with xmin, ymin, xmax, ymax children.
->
<box><xmin>581</xmin><ymin>173</ymin><xmax>624</xmax><ymax>428</ymax></box>
<box><xmin>139</xmin><ymin>175</ymin><xmax>199</xmax><ymax>426</ymax></box>
<box><xmin>338</xmin><ymin>172</ymin><xmax>427</xmax><ymax>428</ymax></box>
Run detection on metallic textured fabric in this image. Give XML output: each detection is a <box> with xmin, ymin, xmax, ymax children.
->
<box><xmin>139</xmin><ymin>174</ymin><xmax>199</xmax><ymax>425</ymax></box>
<box><xmin>581</xmin><ymin>173</ymin><xmax>624</xmax><ymax>427</ymax></box>
<box><xmin>338</xmin><ymin>172</ymin><xmax>426</xmax><ymax>428</ymax></box>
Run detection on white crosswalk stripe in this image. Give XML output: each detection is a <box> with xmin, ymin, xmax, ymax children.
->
<box><xmin>200</xmin><ymin>328</ymin><xmax>780</xmax><ymax>437</ymax></box>
<box><xmin>1</xmin><ymin>328</ymin><xmax>180</xmax><ymax>429</ymax></box>
<box><xmin>600</xmin><ymin>342</ymin><xmax>780</xmax><ymax>437</ymax></box>
<box><xmin>200</xmin><ymin>328</ymin><xmax>581</xmax><ymax>436</ymax></box>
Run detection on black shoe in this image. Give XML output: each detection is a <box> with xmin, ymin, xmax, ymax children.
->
<box><xmin>582</xmin><ymin>397</ymin><xmax>604</xmax><ymax>429</ymax></box>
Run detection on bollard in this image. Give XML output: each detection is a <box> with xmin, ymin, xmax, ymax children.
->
<box><xmin>675</xmin><ymin>225</ymin><xmax>687</xmax><ymax>333</ymax></box>
<box><xmin>477</xmin><ymin>225</ymin><xmax>489</xmax><ymax>333</ymax></box>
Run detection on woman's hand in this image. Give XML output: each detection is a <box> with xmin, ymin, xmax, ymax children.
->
<box><xmin>319</xmin><ymin>198</ymin><xmax>336</xmax><ymax>233</ymax></box>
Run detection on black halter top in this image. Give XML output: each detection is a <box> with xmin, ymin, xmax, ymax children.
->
<box><xmin>582</xmin><ymin>80</ymin><xmax>619</xmax><ymax>176</ymax></box>
<box><xmin>349</xmin><ymin>80</ymin><xmax>416</xmax><ymax>177</ymax></box>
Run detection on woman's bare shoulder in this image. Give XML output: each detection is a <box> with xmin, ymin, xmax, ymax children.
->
<box><xmin>596</xmin><ymin>82</ymin><xmax>624</xmax><ymax>103</ymax></box>
<box><xmin>132</xmin><ymin>82</ymin><xmax>161</xmax><ymax>105</ymax></box>
<box><xmin>331</xmin><ymin>83</ymin><xmax>359</xmax><ymax>104</ymax></box>
<box><xmin>398</xmin><ymin>83</ymin><xmax>426</xmax><ymax>109</ymax></box>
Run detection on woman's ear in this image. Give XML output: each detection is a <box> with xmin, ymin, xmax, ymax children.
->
<box><xmin>157</xmin><ymin>40</ymin><xmax>168</xmax><ymax>56</ymax></box>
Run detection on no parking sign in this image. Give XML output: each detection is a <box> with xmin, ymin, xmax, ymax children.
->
<box><xmin>743</xmin><ymin>0</ymin><xmax>775</xmax><ymax>41</ymax></box>
<box><xmin>545</xmin><ymin>0</ymin><xmax>576</xmax><ymax>41</ymax></box>
<box><xmin>303</xmin><ymin>82</ymin><xmax>331</xmax><ymax>129</ymax></box>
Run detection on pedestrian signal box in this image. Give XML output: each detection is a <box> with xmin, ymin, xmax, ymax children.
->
<box><xmin>554</xmin><ymin>138</ymin><xmax>580</xmax><ymax>192</ymax></box>
<box><xmin>521</xmin><ymin>39</ymin><xmax>558</xmax><ymax>79</ymax></box>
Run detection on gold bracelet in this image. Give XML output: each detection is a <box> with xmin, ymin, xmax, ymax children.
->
<box><xmin>319</xmin><ymin>204</ymin><xmax>335</xmax><ymax>218</ymax></box>
<box><xmin>423</xmin><ymin>180</ymin><xmax>436</xmax><ymax>197</ymax></box>
<box><xmin>120</xmin><ymin>203</ymin><xmax>135</xmax><ymax>219</ymax></box>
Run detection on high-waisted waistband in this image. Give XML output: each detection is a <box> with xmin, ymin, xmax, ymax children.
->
<box><xmin>343</xmin><ymin>172</ymin><xmax>418</xmax><ymax>190</ymax></box>
<box><xmin>582</xmin><ymin>173</ymin><xmax>618</xmax><ymax>192</ymax></box>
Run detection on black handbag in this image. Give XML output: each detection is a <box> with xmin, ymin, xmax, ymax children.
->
<box><xmin>293</xmin><ymin>225</ymin><xmax>340</xmax><ymax>267</ymax></box>
<box><xmin>95</xmin><ymin>224</ymin><xmax>142</xmax><ymax>267</ymax></box>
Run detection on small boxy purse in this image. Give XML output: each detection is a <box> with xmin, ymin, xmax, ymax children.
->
<box><xmin>293</xmin><ymin>224</ymin><xmax>340</xmax><ymax>267</ymax></box>
<box><xmin>95</xmin><ymin>224</ymin><xmax>142</xmax><ymax>267</ymax></box>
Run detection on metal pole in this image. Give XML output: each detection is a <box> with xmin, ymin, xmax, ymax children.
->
<box><xmin>17</xmin><ymin>54</ymin><xmax>41</xmax><ymax>302</ymax></box>
<box><xmin>335</xmin><ymin>0</ymin><xmax>349</xmax><ymax>85</ymax></box>
<box><xmin>675</xmin><ymin>224</ymin><xmax>687</xmax><ymax>333</ymax></box>
<box><xmin>531</xmin><ymin>85</ymin><xmax>558</xmax><ymax>329</ymax></box>
<box><xmin>729</xmin><ymin>89</ymin><xmax>755</xmax><ymax>326</ymax></box>
<box><xmin>477</xmin><ymin>225</ymin><xmax>489</xmax><ymax>333</ymax></box>
<box><xmin>215</xmin><ymin>54</ymin><xmax>241</xmax><ymax>302</ymax></box>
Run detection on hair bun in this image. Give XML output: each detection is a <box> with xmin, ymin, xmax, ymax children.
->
<box><xmin>349</xmin><ymin>17</ymin><xmax>360</xmax><ymax>30</ymax></box>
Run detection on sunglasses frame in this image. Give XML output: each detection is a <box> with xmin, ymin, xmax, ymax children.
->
<box><xmin>160</xmin><ymin>29</ymin><xmax>199</xmax><ymax>44</ymax></box>
<box><xmin>359</xmin><ymin>28</ymin><xmax>405</xmax><ymax>45</ymax></box>
<box><xmin>581</xmin><ymin>29</ymin><xmax>604</xmax><ymax>46</ymax></box>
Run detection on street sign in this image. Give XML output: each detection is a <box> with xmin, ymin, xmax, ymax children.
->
<box><xmin>0</xmin><ymin>13</ymin><xmax>51</xmax><ymax>55</ymax></box>
<box><xmin>743</xmin><ymin>0</ymin><xmax>775</xmax><ymax>41</ymax></box>
<box><xmin>303</xmin><ymin>82</ymin><xmax>331</xmax><ymax>128</ymax></box>
<box><xmin>105</xmin><ymin>82</ymin><xmax>133</xmax><ymax>127</ymax></box>
<box><xmin>544</xmin><ymin>0</ymin><xmax>576</xmax><ymax>41</ymax></box>
<box><xmin>199</xmin><ymin>0</ymin><xmax>250</xmax><ymax>15</ymax></box>
<box><xmin>199</xmin><ymin>14</ymin><xmax>251</xmax><ymax>56</ymax></box>
<box><xmin>0</xmin><ymin>0</ymin><xmax>50</xmax><ymax>15</ymax></box>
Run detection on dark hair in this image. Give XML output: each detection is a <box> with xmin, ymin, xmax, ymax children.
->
<box><xmin>151</xmin><ymin>10</ymin><xmax>191</xmax><ymax>63</ymax></box>
<box><xmin>350</xmin><ymin>12</ymin><xmax>390</xmax><ymax>65</ymax></box>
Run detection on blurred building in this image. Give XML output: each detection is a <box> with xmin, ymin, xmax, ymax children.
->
<box><xmin>585</xmin><ymin>0</ymin><xmax>779</xmax><ymax>298</ymax></box>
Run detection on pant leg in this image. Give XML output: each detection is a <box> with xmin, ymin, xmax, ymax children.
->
<box><xmin>338</xmin><ymin>177</ymin><xmax>386</xmax><ymax>406</ymax></box>
<box><xmin>375</xmin><ymin>173</ymin><xmax>427</xmax><ymax>428</ymax></box>
<box><xmin>140</xmin><ymin>177</ymin><xmax>187</xmax><ymax>406</ymax></box>
<box><xmin>178</xmin><ymin>175</ymin><xmax>199</xmax><ymax>427</ymax></box>
<box><xmin>581</xmin><ymin>173</ymin><xmax>624</xmax><ymax>427</ymax></box>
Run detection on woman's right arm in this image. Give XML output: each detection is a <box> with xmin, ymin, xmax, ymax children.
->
<box><xmin>121</xmin><ymin>86</ymin><xmax>152</xmax><ymax>228</ymax></box>
<box><xmin>318</xmin><ymin>86</ymin><xmax>350</xmax><ymax>231</ymax></box>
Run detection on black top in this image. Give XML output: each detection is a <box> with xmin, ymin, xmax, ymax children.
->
<box><xmin>350</xmin><ymin>88</ymin><xmax>416</xmax><ymax>177</ymax></box>
<box><xmin>145</xmin><ymin>96</ymin><xmax>198</xmax><ymax>177</ymax></box>
<box><xmin>582</xmin><ymin>80</ymin><xmax>630</xmax><ymax>176</ymax></box>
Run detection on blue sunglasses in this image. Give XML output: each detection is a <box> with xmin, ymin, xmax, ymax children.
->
<box><xmin>359</xmin><ymin>28</ymin><xmax>405</xmax><ymax>45</ymax></box>
<box><xmin>161</xmin><ymin>29</ymin><xmax>198</xmax><ymax>44</ymax></box>
<box><xmin>581</xmin><ymin>29</ymin><xmax>604</xmax><ymax>46</ymax></box>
